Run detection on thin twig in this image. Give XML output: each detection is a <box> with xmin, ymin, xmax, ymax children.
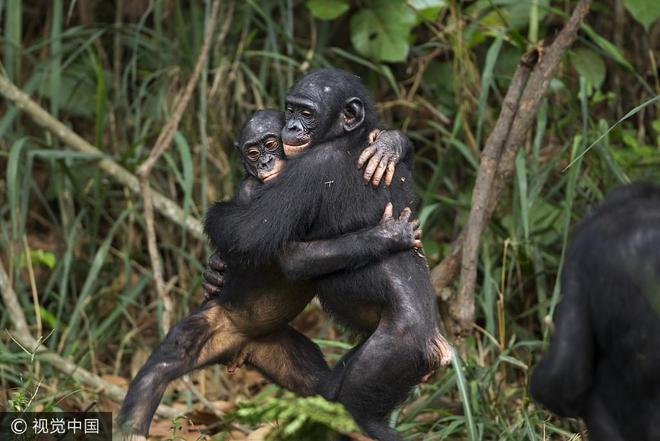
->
<box><xmin>137</xmin><ymin>0</ymin><xmax>220</xmax><ymax>334</ymax></box>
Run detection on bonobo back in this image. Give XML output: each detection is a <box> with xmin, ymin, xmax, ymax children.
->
<box><xmin>530</xmin><ymin>182</ymin><xmax>660</xmax><ymax>441</ymax></box>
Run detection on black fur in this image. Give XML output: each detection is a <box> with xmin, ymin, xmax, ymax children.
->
<box><xmin>118</xmin><ymin>107</ymin><xmax>416</xmax><ymax>438</ymax></box>
<box><xmin>530</xmin><ymin>182</ymin><xmax>660</xmax><ymax>441</ymax></box>
<box><xmin>206</xmin><ymin>69</ymin><xmax>448</xmax><ymax>441</ymax></box>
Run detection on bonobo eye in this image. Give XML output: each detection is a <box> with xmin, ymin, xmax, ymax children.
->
<box><xmin>301</xmin><ymin>109</ymin><xmax>314</xmax><ymax>118</ymax></box>
<box><xmin>247</xmin><ymin>148</ymin><xmax>260</xmax><ymax>161</ymax></box>
<box><xmin>285</xmin><ymin>105</ymin><xmax>294</xmax><ymax>114</ymax></box>
<box><xmin>264</xmin><ymin>138</ymin><xmax>279</xmax><ymax>151</ymax></box>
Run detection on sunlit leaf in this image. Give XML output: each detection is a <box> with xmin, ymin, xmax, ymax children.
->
<box><xmin>307</xmin><ymin>0</ymin><xmax>350</xmax><ymax>20</ymax></box>
<box><xmin>350</xmin><ymin>1</ymin><xmax>416</xmax><ymax>62</ymax></box>
<box><xmin>409</xmin><ymin>0</ymin><xmax>447</xmax><ymax>21</ymax></box>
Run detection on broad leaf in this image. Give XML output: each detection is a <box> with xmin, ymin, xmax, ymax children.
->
<box><xmin>307</xmin><ymin>0</ymin><xmax>350</xmax><ymax>20</ymax></box>
<box><xmin>350</xmin><ymin>1</ymin><xmax>416</xmax><ymax>62</ymax></box>
<box><xmin>571</xmin><ymin>47</ymin><xmax>606</xmax><ymax>89</ymax></box>
<box><xmin>623</xmin><ymin>0</ymin><xmax>660</xmax><ymax>31</ymax></box>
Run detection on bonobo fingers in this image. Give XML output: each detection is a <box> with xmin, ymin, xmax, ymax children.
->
<box><xmin>368</xmin><ymin>128</ymin><xmax>381</xmax><ymax>144</ymax></box>
<box><xmin>363</xmin><ymin>150</ymin><xmax>384</xmax><ymax>184</ymax></box>
<box><xmin>384</xmin><ymin>161</ymin><xmax>396</xmax><ymax>186</ymax></box>
<box><xmin>202</xmin><ymin>283</ymin><xmax>219</xmax><ymax>300</ymax></box>
<box><xmin>380</xmin><ymin>203</ymin><xmax>394</xmax><ymax>222</ymax></box>
<box><xmin>208</xmin><ymin>252</ymin><xmax>226</xmax><ymax>271</ymax></box>
<box><xmin>413</xmin><ymin>228</ymin><xmax>423</xmax><ymax>248</ymax></box>
<box><xmin>203</xmin><ymin>268</ymin><xmax>225</xmax><ymax>287</ymax></box>
<box><xmin>371</xmin><ymin>156</ymin><xmax>390</xmax><ymax>187</ymax></box>
<box><xmin>399</xmin><ymin>207</ymin><xmax>412</xmax><ymax>222</ymax></box>
<box><xmin>357</xmin><ymin>145</ymin><xmax>377</xmax><ymax>169</ymax></box>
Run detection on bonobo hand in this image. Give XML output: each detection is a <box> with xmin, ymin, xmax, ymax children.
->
<box><xmin>202</xmin><ymin>252</ymin><xmax>226</xmax><ymax>300</ymax></box>
<box><xmin>378</xmin><ymin>202</ymin><xmax>422</xmax><ymax>250</ymax></box>
<box><xmin>358</xmin><ymin>129</ymin><xmax>405</xmax><ymax>187</ymax></box>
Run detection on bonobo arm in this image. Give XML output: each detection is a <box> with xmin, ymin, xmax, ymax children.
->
<box><xmin>358</xmin><ymin>129</ymin><xmax>414</xmax><ymax>187</ymax></box>
<box><xmin>234</xmin><ymin>176</ymin><xmax>261</xmax><ymax>204</ymax></box>
<box><xmin>280</xmin><ymin>204</ymin><xmax>421</xmax><ymax>281</ymax></box>
<box><xmin>204</xmin><ymin>148</ymin><xmax>329</xmax><ymax>265</ymax></box>
<box><xmin>203</xmin><ymin>204</ymin><xmax>421</xmax><ymax>294</ymax></box>
<box><xmin>529</xmin><ymin>263</ymin><xmax>594</xmax><ymax>417</ymax></box>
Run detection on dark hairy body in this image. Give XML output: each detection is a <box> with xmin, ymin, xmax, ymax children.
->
<box><xmin>208</xmin><ymin>69</ymin><xmax>452</xmax><ymax>441</ymax></box>
<box><xmin>530</xmin><ymin>182</ymin><xmax>660</xmax><ymax>441</ymax></box>
<box><xmin>117</xmin><ymin>109</ymin><xmax>418</xmax><ymax>438</ymax></box>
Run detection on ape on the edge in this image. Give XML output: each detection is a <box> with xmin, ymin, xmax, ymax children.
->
<box><xmin>117</xmin><ymin>109</ymin><xmax>420</xmax><ymax>437</ymax></box>
<box><xmin>530</xmin><ymin>183</ymin><xmax>660</xmax><ymax>441</ymax></box>
<box><xmin>207</xmin><ymin>69</ymin><xmax>452</xmax><ymax>441</ymax></box>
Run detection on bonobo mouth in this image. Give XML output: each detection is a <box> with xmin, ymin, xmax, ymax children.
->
<box><xmin>283</xmin><ymin>141</ymin><xmax>310</xmax><ymax>156</ymax></box>
<box><xmin>259</xmin><ymin>160</ymin><xmax>284</xmax><ymax>182</ymax></box>
<box><xmin>262</xmin><ymin>172</ymin><xmax>279</xmax><ymax>182</ymax></box>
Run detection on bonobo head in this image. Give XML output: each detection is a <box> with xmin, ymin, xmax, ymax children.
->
<box><xmin>236</xmin><ymin>109</ymin><xmax>286</xmax><ymax>182</ymax></box>
<box><xmin>282</xmin><ymin>68</ymin><xmax>378</xmax><ymax>156</ymax></box>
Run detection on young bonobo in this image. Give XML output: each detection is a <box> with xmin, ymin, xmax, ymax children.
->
<box><xmin>117</xmin><ymin>109</ymin><xmax>418</xmax><ymax>438</ymax></box>
<box><xmin>530</xmin><ymin>183</ymin><xmax>660</xmax><ymax>441</ymax></box>
<box><xmin>205</xmin><ymin>69</ymin><xmax>452</xmax><ymax>441</ymax></box>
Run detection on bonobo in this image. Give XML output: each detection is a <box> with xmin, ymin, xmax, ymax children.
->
<box><xmin>530</xmin><ymin>183</ymin><xmax>660</xmax><ymax>441</ymax></box>
<box><xmin>117</xmin><ymin>109</ymin><xmax>418</xmax><ymax>438</ymax></box>
<box><xmin>206</xmin><ymin>69</ymin><xmax>453</xmax><ymax>441</ymax></box>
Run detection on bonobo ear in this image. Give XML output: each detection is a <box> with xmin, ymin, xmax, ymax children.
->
<box><xmin>342</xmin><ymin>97</ymin><xmax>365</xmax><ymax>132</ymax></box>
<box><xmin>233</xmin><ymin>140</ymin><xmax>240</xmax><ymax>150</ymax></box>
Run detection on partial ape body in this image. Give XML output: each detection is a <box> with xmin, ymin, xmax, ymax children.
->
<box><xmin>207</xmin><ymin>69</ymin><xmax>452</xmax><ymax>441</ymax></box>
<box><xmin>117</xmin><ymin>109</ymin><xmax>418</xmax><ymax>437</ymax></box>
<box><xmin>530</xmin><ymin>183</ymin><xmax>660</xmax><ymax>441</ymax></box>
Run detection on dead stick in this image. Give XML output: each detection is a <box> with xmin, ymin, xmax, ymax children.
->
<box><xmin>450</xmin><ymin>50</ymin><xmax>538</xmax><ymax>328</ymax></box>
<box><xmin>0</xmin><ymin>74</ymin><xmax>204</xmax><ymax>239</ymax></box>
<box><xmin>431</xmin><ymin>52</ymin><xmax>537</xmax><ymax>295</ymax></box>
<box><xmin>452</xmin><ymin>0</ymin><xmax>591</xmax><ymax>332</ymax></box>
<box><xmin>137</xmin><ymin>0</ymin><xmax>220</xmax><ymax>333</ymax></box>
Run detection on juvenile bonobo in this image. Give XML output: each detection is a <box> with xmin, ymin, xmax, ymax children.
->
<box><xmin>530</xmin><ymin>183</ymin><xmax>660</xmax><ymax>441</ymax></box>
<box><xmin>117</xmin><ymin>109</ymin><xmax>418</xmax><ymax>438</ymax></box>
<box><xmin>206</xmin><ymin>69</ymin><xmax>452</xmax><ymax>441</ymax></box>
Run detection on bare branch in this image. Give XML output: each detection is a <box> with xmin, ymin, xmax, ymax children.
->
<box><xmin>0</xmin><ymin>74</ymin><xmax>204</xmax><ymax>239</ymax></box>
<box><xmin>436</xmin><ymin>0</ymin><xmax>591</xmax><ymax>334</ymax></box>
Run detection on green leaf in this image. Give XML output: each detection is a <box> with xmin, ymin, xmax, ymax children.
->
<box><xmin>409</xmin><ymin>0</ymin><xmax>447</xmax><ymax>20</ymax></box>
<box><xmin>307</xmin><ymin>0</ymin><xmax>349</xmax><ymax>20</ymax></box>
<box><xmin>30</xmin><ymin>250</ymin><xmax>57</xmax><ymax>269</ymax></box>
<box><xmin>350</xmin><ymin>1</ymin><xmax>417</xmax><ymax>62</ymax></box>
<box><xmin>570</xmin><ymin>47</ymin><xmax>606</xmax><ymax>89</ymax></box>
<box><xmin>622</xmin><ymin>0</ymin><xmax>660</xmax><ymax>31</ymax></box>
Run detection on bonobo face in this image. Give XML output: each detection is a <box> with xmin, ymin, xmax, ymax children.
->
<box><xmin>237</xmin><ymin>110</ymin><xmax>286</xmax><ymax>182</ymax></box>
<box><xmin>282</xmin><ymin>69</ymin><xmax>371</xmax><ymax>157</ymax></box>
<box><xmin>282</xmin><ymin>97</ymin><xmax>318</xmax><ymax>156</ymax></box>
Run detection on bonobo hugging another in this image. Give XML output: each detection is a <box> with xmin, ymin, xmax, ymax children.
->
<box><xmin>118</xmin><ymin>68</ymin><xmax>451</xmax><ymax>441</ymax></box>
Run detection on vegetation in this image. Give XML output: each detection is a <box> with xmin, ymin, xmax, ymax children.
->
<box><xmin>1</xmin><ymin>0</ymin><xmax>658</xmax><ymax>439</ymax></box>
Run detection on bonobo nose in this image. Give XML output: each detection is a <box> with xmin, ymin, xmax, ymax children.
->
<box><xmin>287</xmin><ymin>119</ymin><xmax>302</xmax><ymax>132</ymax></box>
<box><xmin>260</xmin><ymin>155</ymin><xmax>274</xmax><ymax>168</ymax></box>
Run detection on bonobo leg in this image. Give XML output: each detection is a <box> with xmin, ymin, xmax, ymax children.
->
<box><xmin>330</xmin><ymin>303</ymin><xmax>449</xmax><ymax>441</ymax></box>
<box><xmin>244</xmin><ymin>327</ymin><xmax>330</xmax><ymax>396</ymax></box>
<box><xmin>118</xmin><ymin>300</ymin><xmax>242</xmax><ymax>436</ymax></box>
<box><xmin>118</xmin><ymin>300</ymin><xmax>330</xmax><ymax>437</ymax></box>
<box><xmin>529</xmin><ymin>265</ymin><xmax>594</xmax><ymax>417</ymax></box>
<box><xmin>583</xmin><ymin>394</ymin><xmax>625</xmax><ymax>441</ymax></box>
